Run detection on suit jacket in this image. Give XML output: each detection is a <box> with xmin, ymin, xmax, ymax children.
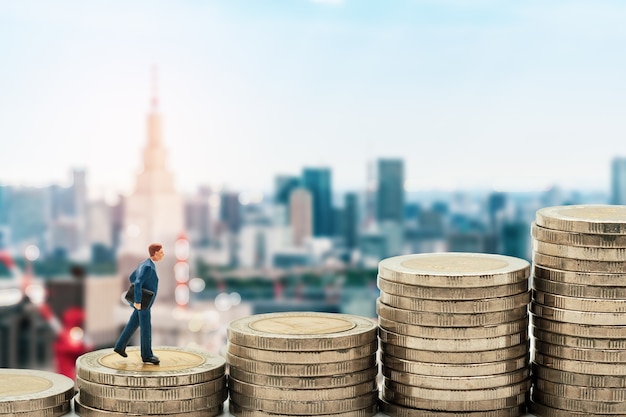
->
<box><xmin>130</xmin><ymin>258</ymin><xmax>159</xmax><ymax>309</ymax></box>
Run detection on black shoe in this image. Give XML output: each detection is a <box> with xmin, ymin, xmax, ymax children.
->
<box><xmin>114</xmin><ymin>348</ymin><xmax>127</xmax><ymax>358</ymax></box>
<box><xmin>143</xmin><ymin>356</ymin><xmax>160</xmax><ymax>365</ymax></box>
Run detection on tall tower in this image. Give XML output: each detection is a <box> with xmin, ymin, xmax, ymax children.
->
<box><xmin>376</xmin><ymin>159</ymin><xmax>405</xmax><ymax>224</ymax></box>
<box><xmin>119</xmin><ymin>68</ymin><xmax>184</xmax><ymax>302</ymax></box>
<box><xmin>302</xmin><ymin>167</ymin><xmax>333</xmax><ymax>237</ymax></box>
<box><xmin>290</xmin><ymin>188</ymin><xmax>313</xmax><ymax>246</ymax></box>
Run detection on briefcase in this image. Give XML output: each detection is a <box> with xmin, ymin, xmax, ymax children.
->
<box><xmin>124</xmin><ymin>285</ymin><xmax>155</xmax><ymax>309</ymax></box>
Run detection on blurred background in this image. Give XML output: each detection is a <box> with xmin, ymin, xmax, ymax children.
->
<box><xmin>1</xmin><ymin>0</ymin><xmax>626</xmax><ymax>378</ymax></box>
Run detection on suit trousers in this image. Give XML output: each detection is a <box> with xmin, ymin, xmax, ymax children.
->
<box><xmin>114</xmin><ymin>307</ymin><xmax>153</xmax><ymax>360</ymax></box>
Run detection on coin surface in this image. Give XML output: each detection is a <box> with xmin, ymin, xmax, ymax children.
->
<box><xmin>378</xmin><ymin>253</ymin><xmax>529</xmax><ymax>287</ymax></box>
<box><xmin>531</xmin><ymin>302</ymin><xmax>626</xmax><ymax>325</ymax></box>
<box><xmin>534</xmin><ymin>351</ymin><xmax>626</xmax><ymax>375</ymax></box>
<box><xmin>380</xmin><ymin>399</ymin><xmax>526</xmax><ymax>417</ymax></box>
<box><xmin>382</xmin><ymin>354</ymin><xmax>529</xmax><ymax>377</ymax></box>
<box><xmin>533</xmin><ymin>291</ymin><xmax>626</xmax><ymax>312</ymax></box>
<box><xmin>535</xmin><ymin>205</ymin><xmax>626</xmax><ymax>234</ymax></box>
<box><xmin>383</xmin><ymin>378</ymin><xmax>531</xmax><ymax>401</ymax></box>
<box><xmin>532</xmin><ymin>222</ymin><xmax>626</xmax><ymax>247</ymax></box>
<box><xmin>380</xmin><ymin>341</ymin><xmax>529</xmax><ymax>364</ymax></box>
<box><xmin>377</xmin><ymin>300</ymin><xmax>528</xmax><ymax>327</ymax></box>
<box><xmin>74</xmin><ymin>395</ymin><xmax>223</xmax><ymax>417</ymax></box>
<box><xmin>377</xmin><ymin>277</ymin><xmax>528</xmax><ymax>301</ymax></box>
<box><xmin>534</xmin><ymin>240</ymin><xmax>626</xmax><ymax>261</ymax></box>
<box><xmin>227</xmin><ymin>340</ymin><xmax>378</xmax><ymax>363</ymax></box>
<box><xmin>227</xmin><ymin>366</ymin><xmax>378</xmax><ymax>389</ymax></box>
<box><xmin>76</xmin><ymin>347</ymin><xmax>225</xmax><ymax>387</ymax></box>
<box><xmin>379</xmin><ymin>327</ymin><xmax>528</xmax><ymax>351</ymax></box>
<box><xmin>379</xmin><ymin>291</ymin><xmax>530</xmax><ymax>313</ymax></box>
<box><xmin>535</xmin><ymin>378</ymin><xmax>626</xmax><ymax>402</ymax></box>
<box><xmin>0</xmin><ymin>369</ymin><xmax>74</xmax><ymax>414</ymax></box>
<box><xmin>378</xmin><ymin>316</ymin><xmax>528</xmax><ymax>339</ymax></box>
<box><xmin>532</xmin><ymin>315</ymin><xmax>626</xmax><ymax>338</ymax></box>
<box><xmin>531</xmin><ymin>362</ymin><xmax>626</xmax><ymax>388</ymax></box>
<box><xmin>533</xmin><ymin>252</ymin><xmax>626</xmax><ymax>273</ymax></box>
<box><xmin>227</xmin><ymin>312</ymin><xmax>377</xmax><ymax>351</ymax></box>
<box><xmin>229</xmin><ymin>377</ymin><xmax>377</xmax><ymax>401</ymax></box>
<box><xmin>229</xmin><ymin>389</ymin><xmax>378</xmax><ymax>415</ymax></box>
<box><xmin>529</xmin><ymin>402</ymin><xmax>604</xmax><ymax>417</ymax></box>
<box><xmin>225</xmin><ymin>351</ymin><xmax>376</xmax><ymax>376</ymax></box>
<box><xmin>533</xmin><ymin>390</ymin><xmax>626</xmax><ymax>413</ymax></box>
<box><xmin>382</xmin><ymin>367</ymin><xmax>530</xmax><ymax>390</ymax></box>
<box><xmin>533</xmin><ymin>277</ymin><xmax>626</xmax><ymax>299</ymax></box>
<box><xmin>534</xmin><ymin>339</ymin><xmax>626</xmax><ymax>363</ymax></box>
<box><xmin>533</xmin><ymin>265</ymin><xmax>626</xmax><ymax>286</ymax></box>
<box><xmin>228</xmin><ymin>401</ymin><xmax>378</xmax><ymax>417</ymax></box>
<box><xmin>532</xmin><ymin>326</ymin><xmax>626</xmax><ymax>350</ymax></box>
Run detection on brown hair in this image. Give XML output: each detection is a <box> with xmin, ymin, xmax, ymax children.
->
<box><xmin>148</xmin><ymin>243</ymin><xmax>163</xmax><ymax>257</ymax></box>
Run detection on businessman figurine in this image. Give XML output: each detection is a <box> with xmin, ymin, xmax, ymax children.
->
<box><xmin>114</xmin><ymin>243</ymin><xmax>164</xmax><ymax>364</ymax></box>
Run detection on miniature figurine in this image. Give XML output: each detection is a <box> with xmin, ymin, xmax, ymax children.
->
<box><xmin>114</xmin><ymin>243</ymin><xmax>164</xmax><ymax>364</ymax></box>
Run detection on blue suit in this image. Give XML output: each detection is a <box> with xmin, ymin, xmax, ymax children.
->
<box><xmin>114</xmin><ymin>258</ymin><xmax>159</xmax><ymax>360</ymax></box>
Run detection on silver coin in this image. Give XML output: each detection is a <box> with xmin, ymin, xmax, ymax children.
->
<box><xmin>531</xmin><ymin>302</ymin><xmax>626</xmax><ymax>325</ymax></box>
<box><xmin>377</xmin><ymin>299</ymin><xmax>528</xmax><ymax>327</ymax></box>
<box><xmin>76</xmin><ymin>375</ymin><xmax>226</xmax><ymax>400</ymax></box>
<box><xmin>381</xmin><ymin>385</ymin><xmax>527</xmax><ymax>412</ymax></box>
<box><xmin>529</xmin><ymin>401</ymin><xmax>611</xmax><ymax>417</ymax></box>
<box><xmin>382</xmin><ymin>367</ymin><xmax>530</xmax><ymax>390</ymax></box>
<box><xmin>229</xmin><ymin>376</ymin><xmax>377</xmax><ymax>401</ymax></box>
<box><xmin>533</xmin><ymin>277</ymin><xmax>626</xmax><ymax>299</ymax></box>
<box><xmin>382</xmin><ymin>353</ymin><xmax>529</xmax><ymax>377</ymax></box>
<box><xmin>535</xmin><ymin>205</ymin><xmax>626</xmax><ymax>235</ymax></box>
<box><xmin>534</xmin><ymin>351</ymin><xmax>626</xmax><ymax>375</ymax></box>
<box><xmin>229</xmin><ymin>389</ymin><xmax>378</xmax><ymax>415</ymax></box>
<box><xmin>533</xmin><ymin>252</ymin><xmax>626</xmax><ymax>273</ymax></box>
<box><xmin>78</xmin><ymin>388</ymin><xmax>227</xmax><ymax>414</ymax></box>
<box><xmin>379</xmin><ymin>327</ymin><xmax>529</xmax><ymax>352</ymax></box>
<box><xmin>227</xmin><ymin>340</ymin><xmax>378</xmax><ymax>363</ymax></box>
<box><xmin>229</xmin><ymin>401</ymin><xmax>378</xmax><ymax>417</ymax></box>
<box><xmin>380</xmin><ymin>341</ymin><xmax>529</xmax><ymax>364</ymax></box>
<box><xmin>532</xmin><ymin>222</ymin><xmax>626</xmax><ymax>248</ymax></box>
<box><xmin>377</xmin><ymin>277</ymin><xmax>529</xmax><ymax>300</ymax></box>
<box><xmin>535</xmin><ymin>377</ymin><xmax>626</xmax><ymax>402</ymax></box>
<box><xmin>0</xmin><ymin>369</ymin><xmax>74</xmax><ymax>414</ymax></box>
<box><xmin>534</xmin><ymin>339</ymin><xmax>626</xmax><ymax>363</ymax></box>
<box><xmin>378</xmin><ymin>253</ymin><xmax>529</xmax><ymax>288</ymax></box>
<box><xmin>74</xmin><ymin>394</ymin><xmax>223</xmax><ymax>417</ymax></box>
<box><xmin>532</xmin><ymin>315</ymin><xmax>626</xmax><ymax>338</ymax></box>
<box><xmin>225</xmin><ymin>351</ymin><xmax>376</xmax><ymax>376</ymax></box>
<box><xmin>383</xmin><ymin>378</ymin><xmax>530</xmax><ymax>401</ymax></box>
<box><xmin>379</xmin><ymin>291</ymin><xmax>530</xmax><ymax>313</ymax></box>
<box><xmin>76</xmin><ymin>347</ymin><xmax>225</xmax><ymax>387</ymax></box>
<box><xmin>533</xmin><ymin>290</ymin><xmax>626</xmax><ymax>312</ymax></box>
<box><xmin>380</xmin><ymin>399</ymin><xmax>526</xmax><ymax>417</ymax></box>
<box><xmin>532</xmin><ymin>326</ymin><xmax>626</xmax><ymax>350</ymax></box>
<box><xmin>378</xmin><ymin>316</ymin><xmax>528</xmax><ymax>340</ymax></box>
<box><xmin>227</xmin><ymin>312</ymin><xmax>377</xmax><ymax>351</ymax></box>
<box><xmin>533</xmin><ymin>390</ymin><xmax>626</xmax><ymax>413</ymax></box>
<box><xmin>228</xmin><ymin>365</ymin><xmax>378</xmax><ymax>389</ymax></box>
<box><xmin>533</xmin><ymin>265</ymin><xmax>626</xmax><ymax>286</ymax></box>
<box><xmin>531</xmin><ymin>362</ymin><xmax>626</xmax><ymax>388</ymax></box>
<box><xmin>534</xmin><ymin>240</ymin><xmax>626</xmax><ymax>261</ymax></box>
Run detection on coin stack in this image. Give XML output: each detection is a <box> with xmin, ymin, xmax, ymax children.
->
<box><xmin>74</xmin><ymin>346</ymin><xmax>226</xmax><ymax>417</ymax></box>
<box><xmin>377</xmin><ymin>253</ymin><xmax>532</xmax><ymax>417</ymax></box>
<box><xmin>530</xmin><ymin>204</ymin><xmax>626</xmax><ymax>416</ymax></box>
<box><xmin>0</xmin><ymin>369</ymin><xmax>74</xmax><ymax>417</ymax></box>
<box><xmin>226</xmin><ymin>312</ymin><xmax>379</xmax><ymax>417</ymax></box>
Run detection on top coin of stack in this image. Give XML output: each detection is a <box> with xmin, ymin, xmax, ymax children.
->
<box><xmin>531</xmin><ymin>205</ymin><xmax>626</xmax><ymax>417</ymax></box>
<box><xmin>377</xmin><ymin>253</ymin><xmax>531</xmax><ymax>417</ymax></box>
<box><xmin>0</xmin><ymin>369</ymin><xmax>74</xmax><ymax>417</ymax></box>
<box><xmin>74</xmin><ymin>346</ymin><xmax>227</xmax><ymax>417</ymax></box>
<box><xmin>226</xmin><ymin>312</ymin><xmax>379</xmax><ymax>417</ymax></box>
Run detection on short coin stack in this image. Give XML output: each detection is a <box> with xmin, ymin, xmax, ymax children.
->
<box><xmin>531</xmin><ymin>204</ymin><xmax>626</xmax><ymax>416</ymax></box>
<box><xmin>226</xmin><ymin>312</ymin><xmax>379</xmax><ymax>417</ymax></box>
<box><xmin>74</xmin><ymin>346</ymin><xmax>226</xmax><ymax>417</ymax></box>
<box><xmin>377</xmin><ymin>253</ymin><xmax>532</xmax><ymax>417</ymax></box>
<box><xmin>0</xmin><ymin>369</ymin><xmax>74</xmax><ymax>417</ymax></box>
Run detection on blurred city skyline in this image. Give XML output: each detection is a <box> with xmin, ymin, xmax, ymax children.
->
<box><xmin>2</xmin><ymin>1</ymin><xmax>626</xmax><ymax>199</ymax></box>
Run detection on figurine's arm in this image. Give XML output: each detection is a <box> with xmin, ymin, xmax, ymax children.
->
<box><xmin>133</xmin><ymin>264</ymin><xmax>147</xmax><ymax>309</ymax></box>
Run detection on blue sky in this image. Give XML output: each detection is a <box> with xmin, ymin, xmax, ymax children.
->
<box><xmin>1</xmin><ymin>0</ymin><xmax>625</xmax><ymax>199</ymax></box>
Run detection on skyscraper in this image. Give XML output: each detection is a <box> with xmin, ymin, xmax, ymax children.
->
<box><xmin>376</xmin><ymin>159</ymin><xmax>405</xmax><ymax>224</ymax></box>
<box><xmin>302</xmin><ymin>167</ymin><xmax>333</xmax><ymax>237</ymax></box>
<box><xmin>290</xmin><ymin>188</ymin><xmax>312</xmax><ymax>247</ymax></box>
<box><xmin>119</xmin><ymin>70</ymin><xmax>184</xmax><ymax>302</ymax></box>
<box><xmin>342</xmin><ymin>192</ymin><xmax>359</xmax><ymax>250</ymax></box>
<box><xmin>274</xmin><ymin>175</ymin><xmax>301</xmax><ymax>206</ymax></box>
<box><xmin>612</xmin><ymin>157</ymin><xmax>626</xmax><ymax>205</ymax></box>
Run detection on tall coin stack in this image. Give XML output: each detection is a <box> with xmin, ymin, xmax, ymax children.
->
<box><xmin>0</xmin><ymin>369</ymin><xmax>74</xmax><ymax>417</ymax></box>
<box><xmin>377</xmin><ymin>253</ymin><xmax>532</xmax><ymax>417</ymax></box>
<box><xmin>74</xmin><ymin>346</ymin><xmax>227</xmax><ymax>417</ymax></box>
<box><xmin>530</xmin><ymin>205</ymin><xmax>626</xmax><ymax>416</ymax></box>
<box><xmin>226</xmin><ymin>312</ymin><xmax>379</xmax><ymax>417</ymax></box>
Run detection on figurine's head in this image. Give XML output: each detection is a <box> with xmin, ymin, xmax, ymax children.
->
<box><xmin>149</xmin><ymin>243</ymin><xmax>164</xmax><ymax>262</ymax></box>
